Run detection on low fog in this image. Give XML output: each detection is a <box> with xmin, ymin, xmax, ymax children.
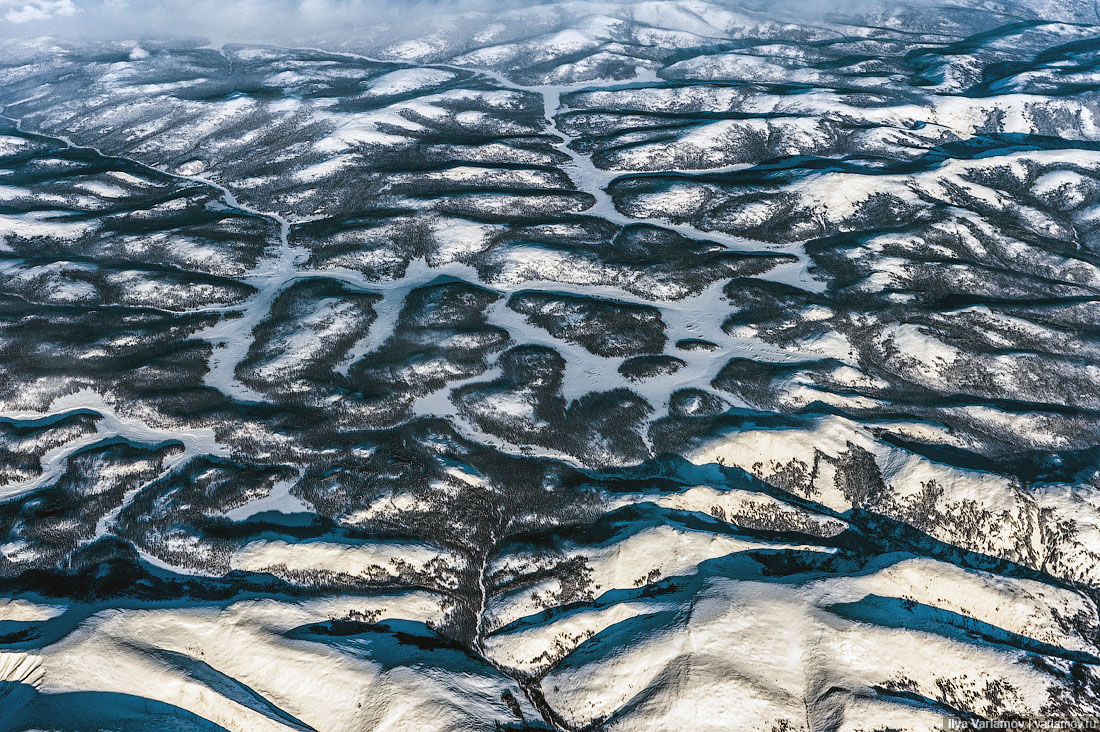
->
<box><xmin>0</xmin><ymin>0</ymin><xmax>526</xmax><ymax>43</ymax></box>
<box><xmin>0</xmin><ymin>0</ymin><xmax>987</xmax><ymax>46</ymax></box>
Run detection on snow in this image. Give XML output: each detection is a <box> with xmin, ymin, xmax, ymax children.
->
<box><xmin>537</xmin><ymin>559</ymin><xmax>1086</xmax><ymax>729</ymax></box>
<box><xmin>0</xmin><ymin>598</ymin><xmax>64</xmax><ymax>622</ymax></box>
<box><xmin>621</xmin><ymin>484</ymin><xmax>849</xmax><ymax>537</ymax></box>
<box><xmin>231</xmin><ymin>539</ymin><xmax>451</xmax><ymax>581</ymax></box>
<box><xmin>0</xmin><ymin>211</ymin><xmax>94</xmax><ymax>240</ymax></box>
<box><xmin>0</xmin><ymin>388</ymin><xmax>226</xmax><ymax>506</ymax></box>
<box><xmin>13</xmin><ymin>592</ymin><xmax>526</xmax><ymax>732</ymax></box>
<box><xmin>362</xmin><ymin>68</ymin><xmax>455</xmax><ymax>96</ymax></box>
<box><xmin>1</xmin><ymin>11</ymin><xmax>1100</xmax><ymax>729</ymax></box>
<box><xmin>1032</xmin><ymin>169</ymin><xmax>1096</xmax><ymax>209</ymax></box>
<box><xmin>316</xmin><ymin>111</ymin><xmax>420</xmax><ymax>150</ymax></box>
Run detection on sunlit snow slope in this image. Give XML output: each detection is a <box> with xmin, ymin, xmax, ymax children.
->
<box><xmin>2</xmin><ymin>0</ymin><xmax>1100</xmax><ymax>729</ymax></box>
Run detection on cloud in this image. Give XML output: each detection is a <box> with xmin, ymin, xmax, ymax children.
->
<box><xmin>0</xmin><ymin>0</ymin><xmax>500</xmax><ymax>41</ymax></box>
<box><xmin>0</xmin><ymin>0</ymin><xmax>591</xmax><ymax>55</ymax></box>
<box><xmin>2</xmin><ymin>0</ymin><xmax>77</xmax><ymax>23</ymax></box>
<box><xmin>0</xmin><ymin>0</ymin><xmax>1077</xmax><ymax>44</ymax></box>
